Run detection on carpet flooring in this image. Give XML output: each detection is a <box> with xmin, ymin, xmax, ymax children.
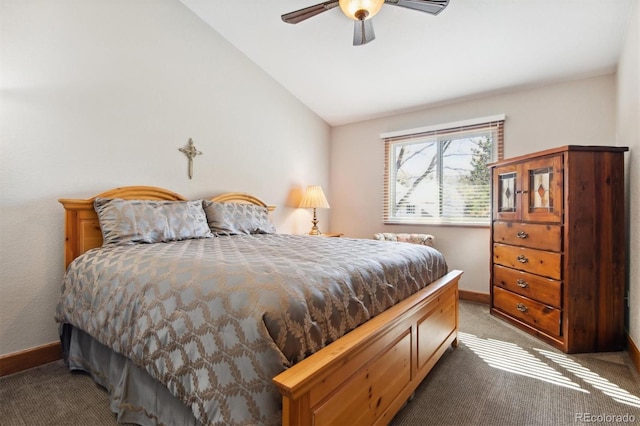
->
<box><xmin>2</xmin><ymin>301</ymin><xmax>639</xmax><ymax>425</ymax></box>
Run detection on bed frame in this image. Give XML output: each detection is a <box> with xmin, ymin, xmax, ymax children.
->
<box><xmin>59</xmin><ymin>186</ymin><xmax>462</xmax><ymax>426</ymax></box>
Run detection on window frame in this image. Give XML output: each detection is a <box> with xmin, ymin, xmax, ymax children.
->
<box><xmin>381</xmin><ymin>115</ymin><xmax>505</xmax><ymax>227</ymax></box>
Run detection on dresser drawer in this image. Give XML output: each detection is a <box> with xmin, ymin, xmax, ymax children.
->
<box><xmin>493</xmin><ymin>287</ymin><xmax>561</xmax><ymax>336</ymax></box>
<box><xmin>493</xmin><ymin>243</ymin><xmax>562</xmax><ymax>280</ymax></box>
<box><xmin>493</xmin><ymin>265</ymin><xmax>561</xmax><ymax>308</ymax></box>
<box><xmin>493</xmin><ymin>222</ymin><xmax>562</xmax><ymax>251</ymax></box>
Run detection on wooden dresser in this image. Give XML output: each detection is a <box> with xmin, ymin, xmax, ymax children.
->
<box><xmin>489</xmin><ymin>145</ymin><xmax>628</xmax><ymax>353</ymax></box>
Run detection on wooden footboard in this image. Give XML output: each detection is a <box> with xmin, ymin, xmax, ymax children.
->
<box><xmin>273</xmin><ymin>269</ymin><xmax>462</xmax><ymax>426</ymax></box>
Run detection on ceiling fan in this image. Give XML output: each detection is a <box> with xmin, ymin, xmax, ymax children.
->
<box><xmin>281</xmin><ymin>0</ymin><xmax>449</xmax><ymax>46</ymax></box>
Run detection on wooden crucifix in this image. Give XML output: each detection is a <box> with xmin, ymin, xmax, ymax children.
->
<box><xmin>178</xmin><ymin>138</ymin><xmax>202</xmax><ymax>179</ymax></box>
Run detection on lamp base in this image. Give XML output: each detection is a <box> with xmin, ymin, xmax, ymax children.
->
<box><xmin>308</xmin><ymin>226</ymin><xmax>322</xmax><ymax>236</ymax></box>
<box><xmin>308</xmin><ymin>208</ymin><xmax>322</xmax><ymax>236</ymax></box>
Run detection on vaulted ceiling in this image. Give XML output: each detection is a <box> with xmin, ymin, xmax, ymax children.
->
<box><xmin>180</xmin><ymin>0</ymin><xmax>635</xmax><ymax>126</ymax></box>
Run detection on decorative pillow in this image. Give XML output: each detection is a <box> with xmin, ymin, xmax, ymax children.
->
<box><xmin>94</xmin><ymin>198</ymin><xmax>213</xmax><ymax>246</ymax></box>
<box><xmin>203</xmin><ymin>200</ymin><xmax>276</xmax><ymax>235</ymax></box>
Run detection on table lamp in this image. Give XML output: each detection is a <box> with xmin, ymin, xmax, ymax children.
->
<box><xmin>299</xmin><ymin>185</ymin><xmax>330</xmax><ymax>235</ymax></box>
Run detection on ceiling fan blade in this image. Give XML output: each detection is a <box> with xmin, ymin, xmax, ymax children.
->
<box><xmin>281</xmin><ymin>1</ymin><xmax>339</xmax><ymax>24</ymax></box>
<box><xmin>384</xmin><ymin>0</ymin><xmax>449</xmax><ymax>15</ymax></box>
<box><xmin>353</xmin><ymin>19</ymin><xmax>376</xmax><ymax>46</ymax></box>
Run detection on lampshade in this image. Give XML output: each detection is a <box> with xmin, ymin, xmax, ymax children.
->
<box><xmin>299</xmin><ymin>185</ymin><xmax>330</xmax><ymax>209</ymax></box>
<box><xmin>339</xmin><ymin>0</ymin><xmax>384</xmax><ymax>20</ymax></box>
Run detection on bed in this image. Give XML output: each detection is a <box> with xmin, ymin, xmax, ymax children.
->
<box><xmin>56</xmin><ymin>186</ymin><xmax>462</xmax><ymax>426</ymax></box>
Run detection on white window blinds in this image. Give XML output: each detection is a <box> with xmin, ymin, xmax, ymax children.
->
<box><xmin>382</xmin><ymin>116</ymin><xmax>505</xmax><ymax>225</ymax></box>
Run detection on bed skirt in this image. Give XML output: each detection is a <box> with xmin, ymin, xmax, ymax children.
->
<box><xmin>61</xmin><ymin>324</ymin><xmax>200</xmax><ymax>426</ymax></box>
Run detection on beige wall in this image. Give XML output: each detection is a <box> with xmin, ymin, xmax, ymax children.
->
<box><xmin>617</xmin><ymin>2</ymin><xmax>640</xmax><ymax>350</ymax></box>
<box><xmin>330</xmin><ymin>75</ymin><xmax>617</xmax><ymax>294</ymax></box>
<box><xmin>0</xmin><ymin>0</ymin><xmax>330</xmax><ymax>355</ymax></box>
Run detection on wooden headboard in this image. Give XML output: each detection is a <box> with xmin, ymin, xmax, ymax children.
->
<box><xmin>58</xmin><ymin>186</ymin><xmax>275</xmax><ymax>269</ymax></box>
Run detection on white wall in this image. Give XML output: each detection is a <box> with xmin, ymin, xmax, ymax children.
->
<box><xmin>617</xmin><ymin>2</ymin><xmax>640</xmax><ymax>351</ymax></box>
<box><xmin>330</xmin><ymin>75</ymin><xmax>617</xmax><ymax>294</ymax></box>
<box><xmin>0</xmin><ymin>0</ymin><xmax>330</xmax><ymax>356</ymax></box>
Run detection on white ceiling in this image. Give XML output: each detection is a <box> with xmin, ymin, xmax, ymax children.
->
<box><xmin>180</xmin><ymin>0</ymin><xmax>634</xmax><ymax>126</ymax></box>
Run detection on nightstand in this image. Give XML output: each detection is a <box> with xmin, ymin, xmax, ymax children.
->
<box><xmin>320</xmin><ymin>233</ymin><xmax>343</xmax><ymax>238</ymax></box>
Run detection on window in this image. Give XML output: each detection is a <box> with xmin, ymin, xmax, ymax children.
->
<box><xmin>382</xmin><ymin>115</ymin><xmax>504</xmax><ymax>226</ymax></box>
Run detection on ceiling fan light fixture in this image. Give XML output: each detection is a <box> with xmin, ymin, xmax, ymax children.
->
<box><xmin>339</xmin><ymin>0</ymin><xmax>384</xmax><ymax>20</ymax></box>
<box><xmin>281</xmin><ymin>0</ymin><xmax>449</xmax><ymax>46</ymax></box>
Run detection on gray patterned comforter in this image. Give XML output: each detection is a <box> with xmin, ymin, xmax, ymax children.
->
<box><xmin>55</xmin><ymin>234</ymin><xmax>448</xmax><ymax>425</ymax></box>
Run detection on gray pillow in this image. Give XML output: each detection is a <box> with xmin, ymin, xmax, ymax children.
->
<box><xmin>203</xmin><ymin>201</ymin><xmax>276</xmax><ymax>235</ymax></box>
<box><xmin>94</xmin><ymin>198</ymin><xmax>213</xmax><ymax>246</ymax></box>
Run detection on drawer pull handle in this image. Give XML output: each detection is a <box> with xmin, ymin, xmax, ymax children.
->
<box><xmin>516</xmin><ymin>303</ymin><xmax>528</xmax><ymax>312</ymax></box>
<box><xmin>517</xmin><ymin>255</ymin><xmax>528</xmax><ymax>264</ymax></box>
<box><xmin>516</xmin><ymin>231</ymin><xmax>528</xmax><ymax>239</ymax></box>
<box><xmin>516</xmin><ymin>279</ymin><xmax>528</xmax><ymax>288</ymax></box>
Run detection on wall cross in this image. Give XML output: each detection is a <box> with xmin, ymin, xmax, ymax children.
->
<box><xmin>178</xmin><ymin>138</ymin><xmax>203</xmax><ymax>179</ymax></box>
